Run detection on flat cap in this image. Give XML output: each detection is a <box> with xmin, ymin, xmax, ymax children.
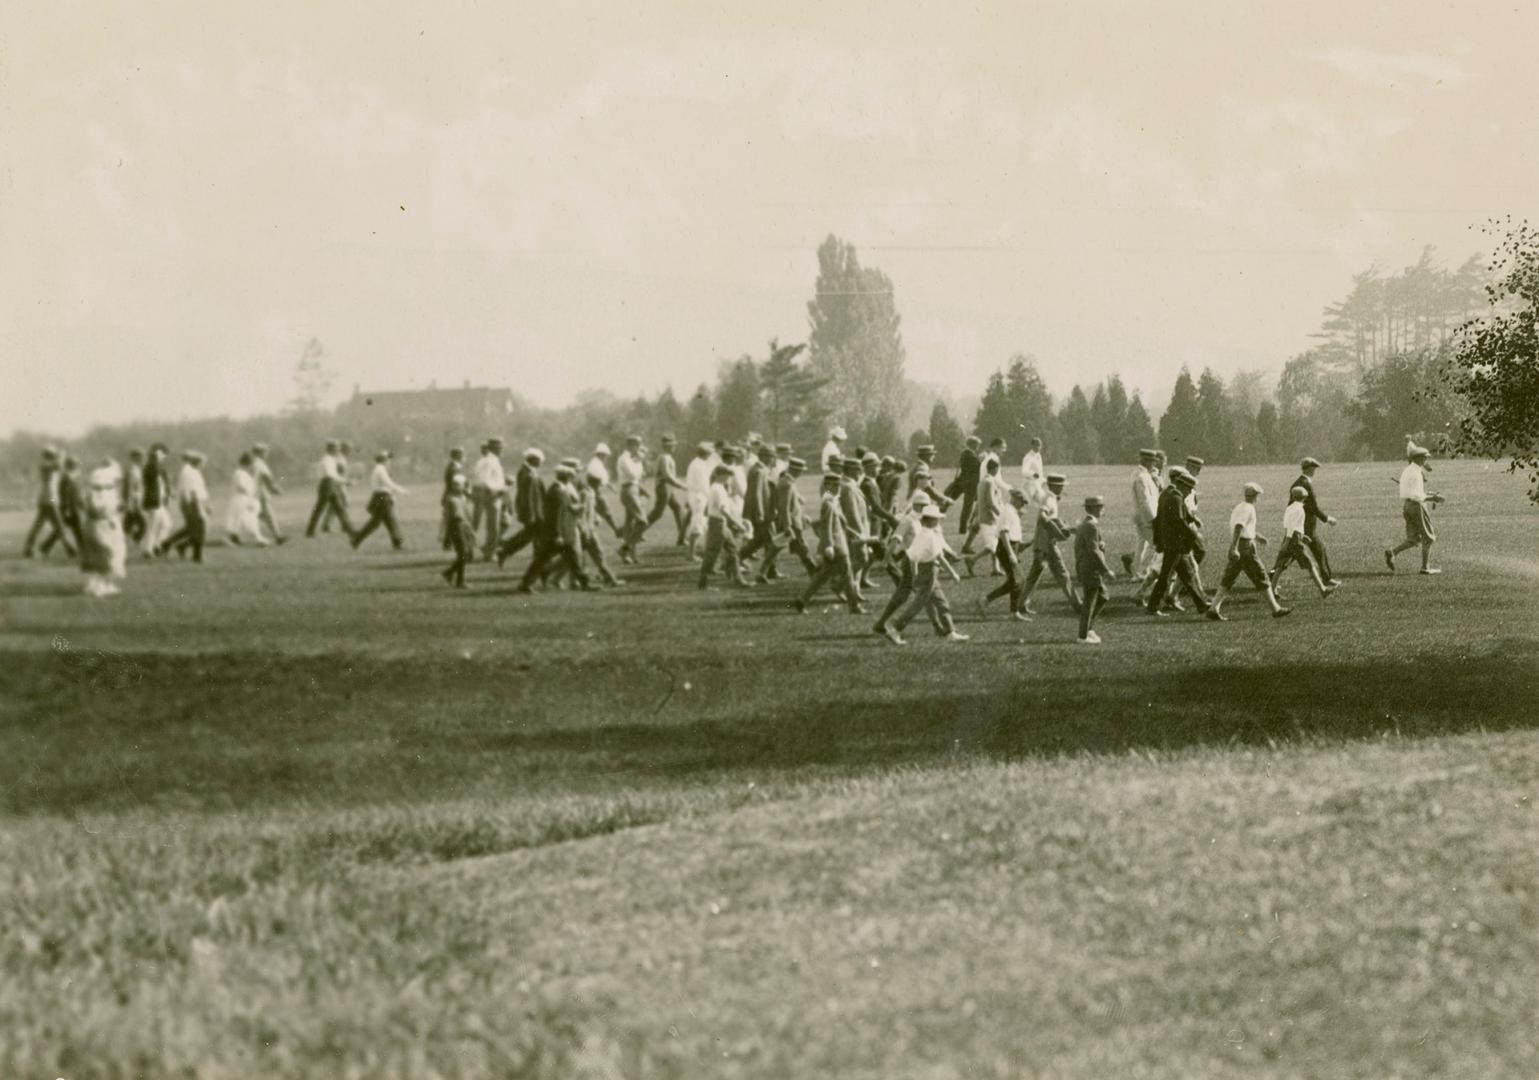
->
<box><xmin>916</xmin><ymin>444</ymin><xmax>935</xmax><ymax>454</ymax></box>
<box><xmin>698</xmin><ymin>441</ymin><xmax>714</xmax><ymax>452</ymax></box>
<box><xmin>1243</xmin><ymin>482</ymin><xmax>1264</xmax><ymax>496</ymax></box>
<box><xmin>560</xmin><ymin>457</ymin><xmax>581</xmax><ymax>470</ymax></box>
<box><xmin>524</xmin><ymin>448</ymin><xmax>545</xmax><ymax>463</ymax></box>
<box><xmin>787</xmin><ymin>456</ymin><xmax>807</xmax><ymax>469</ymax></box>
<box><xmin>1184</xmin><ymin>456</ymin><xmax>1205</xmax><ymax>469</ymax></box>
<box><xmin>1300</xmin><ymin>456</ymin><xmax>1321</xmax><ymax>469</ymax></box>
<box><xmin>1084</xmin><ymin>494</ymin><xmax>1105</xmax><ymax>508</ymax></box>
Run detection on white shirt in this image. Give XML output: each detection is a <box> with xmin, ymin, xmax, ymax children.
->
<box><xmin>473</xmin><ymin>453</ymin><xmax>506</xmax><ymax>492</ymax></box>
<box><xmin>585</xmin><ymin>456</ymin><xmax>610</xmax><ymax>485</ymax></box>
<box><xmin>1020</xmin><ymin>450</ymin><xmax>1043</xmax><ymax>485</ymax></box>
<box><xmin>177</xmin><ymin>463</ymin><xmax>209</xmax><ymax>504</ymax></box>
<box><xmin>729</xmin><ymin>465</ymin><xmax>748</xmax><ymax>514</ymax></box>
<box><xmin>315</xmin><ymin>453</ymin><xmax>344</xmax><ymax>482</ymax></box>
<box><xmin>232</xmin><ymin>467</ymin><xmax>257</xmax><ymax>499</ymax></box>
<box><xmin>821</xmin><ymin>440</ymin><xmax>843</xmax><ymax>471</ymax></box>
<box><xmin>1000</xmin><ymin>501</ymin><xmax>1023</xmax><ymax>544</ymax></box>
<box><xmin>252</xmin><ymin>457</ymin><xmax>278</xmax><ymax>496</ymax></box>
<box><xmin>615</xmin><ymin>451</ymin><xmax>645</xmax><ymax>485</ymax></box>
<box><xmin>705</xmin><ymin>483</ymin><xmax>741</xmax><ymax>527</ymax></box>
<box><xmin>88</xmin><ymin>463</ymin><xmax>123</xmax><ymax>517</ymax></box>
<box><xmin>1398</xmin><ymin>462</ymin><xmax>1426</xmax><ymax>502</ymax></box>
<box><xmin>1132</xmin><ymin>468</ymin><xmax>1159</xmax><ymax>524</ymax></box>
<box><xmin>1229</xmin><ymin>501</ymin><xmax>1258</xmax><ymax>540</ymax></box>
<box><xmin>371</xmin><ymin>462</ymin><xmax>406</xmax><ymax>495</ymax></box>
<box><xmin>1283</xmin><ymin>501</ymin><xmax>1306</xmax><ymax>537</ymax></box>
<box><xmin>685</xmin><ymin>456</ymin><xmax>713</xmax><ymax>500</ymax></box>
<box><xmin>906</xmin><ymin>525</ymin><xmax>949</xmax><ymax>563</ymax></box>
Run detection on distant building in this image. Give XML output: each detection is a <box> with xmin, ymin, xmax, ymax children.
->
<box><xmin>337</xmin><ymin>381</ymin><xmax>518</xmax><ymax>429</ymax></box>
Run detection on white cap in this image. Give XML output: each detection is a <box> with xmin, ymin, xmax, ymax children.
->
<box><xmin>830</xmin><ymin>426</ymin><xmax>847</xmax><ymax>441</ymax></box>
<box><xmin>594</xmin><ymin>442</ymin><xmax>611</xmax><ymax>456</ymax></box>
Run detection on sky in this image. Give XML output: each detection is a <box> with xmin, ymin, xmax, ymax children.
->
<box><xmin>3</xmin><ymin>1</ymin><xmax>1537</xmax><ymax>436</ymax></box>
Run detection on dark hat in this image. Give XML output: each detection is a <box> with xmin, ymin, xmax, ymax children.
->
<box><xmin>775</xmin><ymin>442</ymin><xmax>792</xmax><ymax>453</ymax></box>
<box><xmin>861</xmin><ymin>452</ymin><xmax>879</xmax><ymax>466</ymax></box>
<box><xmin>711</xmin><ymin>464</ymin><xmax>733</xmax><ymax>479</ymax></box>
<box><xmin>40</xmin><ymin>446</ymin><xmax>59</xmax><ymax>461</ymax></box>
<box><xmin>916</xmin><ymin>444</ymin><xmax>935</xmax><ymax>455</ymax></box>
<box><xmin>661</xmin><ymin>433</ymin><xmax>677</xmax><ymax>445</ymax></box>
<box><xmin>375</xmin><ymin>450</ymin><xmax>391</xmax><ymax>462</ymax></box>
<box><xmin>1300</xmin><ymin>456</ymin><xmax>1321</xmax><ymax>469</ymax></box>
<box><xmin>1084</xmin><ymin>494</ymin><xmax>1105</xmax><ymax>509</ymax></box>
<box><xmin>1184</xmin><ymin>456</ymin><xmax>1205</xmax><ymax>469</ymax></box>
<box><xmin>840</xmin><ymin>457</ymin><xmax>862</xmax><ymax>473</ymax></box>
<box><xmin>821</xmin><ymin>471</ymin><xmax>842</xmax><ymax>485</ymax></box>
<box><xmin>449</xmin><ymin>447</ymin><xmax>465</xmax><ymax>458</ymax></box>
<box><xmin>325</xmin><ymin>439</ymin><xmax>340</xmax><ymax>451</ymax></box>
<box><xmin>487</xmin><ymin>436</ymin><xmax>505</xmax><ymax>448</ymax></box>
<box><xmin>965</xmin><ymin>435</ymin><xmax>981</xmax><ymax>447</ymax></box>
<box><xmin>1171</xmin><ymin>469</ymin><xmax>1196</xmax><ymax>489</ymax></box>
<box><xmin>989</xmin><ymin>437</ymin><xmax>1007</xmax><ymax>449</ymax></box>
<box><xmin>1046</xmin><ymin>472</ymin><xmax>1066</xmax><ymax>486</ymax></box>
<box><xmin>1138</xmin><ymin>448</ymin><xmax>1157</xmax><ymax>460</ymax></box>
<box><xmin>625</xmin><ymin>434</ymin><xmax>642</xmax><ymax>444</ymax></box>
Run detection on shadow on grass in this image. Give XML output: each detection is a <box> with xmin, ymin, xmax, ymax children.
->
<box><xmin>3</xmin><ymin>641</ymin><xmax>1535</xmax><ymax>816</ymax></box>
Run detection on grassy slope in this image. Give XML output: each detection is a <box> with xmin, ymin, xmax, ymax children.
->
<box><xmin>1</xmin><ymin>461</ymin><xmax>1535</xmax><ymax>1077</ymax></box>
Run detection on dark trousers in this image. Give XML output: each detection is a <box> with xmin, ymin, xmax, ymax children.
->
<box><xmin>984</xmin><ymin>533</ymin><xmax>1023</xmax><ymax>611</ymax></box>
<box><xmin>739</xmin><ymin>518</ymin><xmax>771</xmax><ymax>562</ymax></box>
<box><xmin>353</xmin><ymin>492</ymin><xmax>403</xmax><ymax>549</ymax></box>
<box><xmin>522</xmin><ymin>538</ymin><xmax>587</xmax><ymax>589</ymax></box>
<box><xmin>123</xmin><ymin>506</ymin><xmax>146</xmax><ymax>544</ymax></box>
<box><xmin>24</xmin><ymin>505</ymin><xmax>76</xmax><ymax>556</ymax></box>
<box><xmin>645</xmin><ymin>485</ymin><xmax>687</xmax><ymax>542</ymax></box>
<box><xmin>765</xmin><ymin>528</ymin><xmax>817</xmax><ymax>578</ymax></box>
<box><xmin>444</xmin><ymin>524</ymin><xmax>473</xmax><ymax>586</ymax></box>
<box><xmin>580</xmin><ymin>532</ymin><xmax>619</xmax><ymax>583</ymax></box>
<box><xmin>957</xmin><ymin>491</ymin><xmax>977</xmax><ymax>534</ymax></box>
<box><xmin>618</xmin><ymin>484</ymin><xmax>648</xmax><ymax>553</ymax></box>
<box><xmin>1146</xmin><ymin>548</ymin><xmax>1209</xmax><ymax>612</ymax></box>
<box><xmin>799</xmin><ymin>548</ymin><xmax>861</xmax><ymax>611</ymax></box>
<box><xmin>306</xmin><ymin>480</ymin><xmax>353</xmax><ymax>537</ymax></box>
<box><xmin>697</xmin><ymin>519</ymin><xmax>743</xmax><ymax>586</ymax></box>
<box><xmin>1078</xmin><ymin>583</ymin><xmax>1108</xmax><ymax>639</ymax></box>
<box><xmin>165</xmin><ymin>502</ymin><xmax>208</xmax><ymax>562</ymax></box>
<box><xmin>497</xmin><ymin>520</ymin><xmax>541</xmax><ymax>563</ymax></box>
<box><xmin>876</xmin><ymin>556</ymin><xmax>947</xmax><ymax>631</ymax></box>
<box><xmin>1272</xmin><ymin>534</ymin><xmax>1324</xmax><ymax>587</ymax></box>
<box><xmin>1304</xmin><ymin>531</ymin><xmax>1333</xmax><ymax>580</ymax></box>
<box><xmin>320</xmin><ymin>483</ymin><xmax>350</xmax><ymax>532</ymax></box>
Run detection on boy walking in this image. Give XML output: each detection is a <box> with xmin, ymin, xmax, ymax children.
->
<box><xmin>884</xmin><ymin>503</ymin><xmax>968</xmax><ymax>645</ymax></box>
<box><xmin>1206</xmin><ymin>483</ymin><xmax>1292</xmax><ymax>620</ymax></box>
<box><xmin>1272</xmin><ymin>486</ymin><xmax>1337</xmax><ymax>599</ymax></box>
<box><xmin>1074</xmin><ymin>495</ymin><xmax>1116</xmax><ymax>644</ymax></box>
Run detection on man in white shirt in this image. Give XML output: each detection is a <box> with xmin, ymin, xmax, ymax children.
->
<box><xmin>1019</xmin><ymin>437</ymin><xmax>1045</xmax><ymax>506</ymax></box>
<box><xmin>1271</xmin><ymin>485</ymin><xmax>1335</xmax><ymax>598</ymax></box>
<box><xmin>769</xmin><ymin>442</ymin><xmax>793</xmax><ymax>482</ymax></box>
<box><xmin>1128</xmin><ymin>448</ymin><xmax>1161</xmax><ymax>596</ymax></box>
<box><xmin>1016</xmin><ymin>473</ymin><xmax>1080</xmax><ymax>616</ymax></box>
<box><xmin>585</xmin><ymin>443</ymin><xmax>622</xmax><ymax>539</ymax></box>
<box><xmin>697</xmin><ymin>465</ymin><xmax>751</xmax><ymax>589</ymax></box>
<box><xmin>305</xmin><ymin>440</ymin><xmax>354</xmax><ymax>539</ymax></box>
<box><xmin>821</xmin><ymin>426</ymin><xmax>847</xmax><ymax>474</ymax></box>
<box><xmin>251</xmin><ymin>443</ymin><xmax>285</xmax><ymax>544</ymax></box>
<box><xmin>614</xmin><ymin>434</ymin><xmax>650</xmax><ymax>563</ymax></box>
<box><xmin>643</xmin><ymin>433</ymin><xmax>689</xmax><ymax>546</ymax></box>
<box><xmin>352</xmin><ymin>450</ymin><xmax>408</xmax><ymax>550</ymax></box>
<box><xmin>683</xmin><ymin>442</ymin><xmax>714</xmax><ymax>558</ymax></box>
<box><xmin>472</xmin><ymin>438</ymin><xmax>508</xmax><ymax>557</ymax></box>
<box><xmin>165</xmin><ymin>450</ymin><xmax>212</xmax><ymax>562</ymax></box>
<box><xmin>885</xmin><ymin>504</ymin><xmax>968</xmax><ymax>645</ymax></box>
<box><xmin>1206</xmin><ymin>483</ymin><xmax>1291</xmax><ymax>620</ymax></box>
<box><xmin>1384</xmin><ymin>444</ymin><xmax>1440</xmax><ymax>574</ymax></box>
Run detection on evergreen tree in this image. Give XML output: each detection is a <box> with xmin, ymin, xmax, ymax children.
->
<box><xmin>1158</xmin><ymin>368</ymin><xmax>1203</xmax><ymax>458</ymax></box>
<box><xmin>1058</xmin><ymin>385</ymin><xmax>1100</xmax><ymax>464</ymax></box>
<box><xmin>652</xmin><ymin>387</ymin><xmax>685</xmax><ymax>442</ymax></box>
<box><xmin>1094</xmin><ymin>375</ymin><xmax>1132</xmax><ymax>462</ymax></box>
<box><xmin>973</xmin><ymin>371</ymin><xmax>1014</xmax><ymax>448</ymax></box>
<box><xmin>1195</xmin><ymin>367</ymin><xmax>1235</xmax><ymax>462</ymax></box>
<box><xmin>1255</xmin><ymin>401</ymin><xmax>1281</xmax><ymax>462</ymax></box>
<box><xmin>927</xmin><ymin>400</ymin><xmax>966</xmax><ymax>462</ymax></box>
<box><xmin>715</xmin><ymin>357</ymin><xmax>761</xmax><ymax>439</ymax></box>
<box><xmin>1125</xmin><ymin>394</ymin><xmax>1157</xmax><ymax>455</ymax></box>
<box><xmin>758</xmin><ymin>339</ymin><xmax>829</xmax><ymax>450</ymax></box>
<box><xmin>1004</xmin><ymin>354</ymin><xmax>1058</xmax><ymax>450</ymax></box>
<box><xmin>863</xmin><ymin>412</ymin><xmax>903</xmax><ymax>457</ymax></box>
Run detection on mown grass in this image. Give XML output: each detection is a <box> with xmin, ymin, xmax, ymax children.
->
<box><xmin>0</xmin><ymin>461</ymin><xmax>1535</xmax><ymax>1077</ymax></box>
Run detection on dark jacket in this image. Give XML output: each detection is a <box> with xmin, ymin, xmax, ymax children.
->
<box><xmin>1293</xmin><ymin>474</ymin><xmax>1328</xmax><ymax>536</ymax></box>
<box><xmin>143</xmin><ymin>457</ymin><xmax>169</xmax><ymax>510</ymax></box>
<box><xmin>945</xmin><ymin>448</ymin><xmax>981</xmax><ymax>499</ymax></box>
<box><xmin>1075</xmin><ymin>516</ymin><xmax>1112</xmax><ymax>587</ymax></box>
<box><xmin>516</xmin><ymin>465</ymin><xmax>546</xmax><ymax>526</ymax></box>
<box><xmin>743</xmin><ymin>461</ymin><xmax>771</xmax><ymax>524</ymax></box>
<box><xmin>1152</xmin><ymin>484</ymin><xmax>1194</xmax><ymax>555</ymax></box>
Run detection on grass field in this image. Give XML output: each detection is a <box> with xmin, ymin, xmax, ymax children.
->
<box><xmin>2</xmin><ymin>460</ymin><xmax>1536</xmax><ymax>1078</ymax></box>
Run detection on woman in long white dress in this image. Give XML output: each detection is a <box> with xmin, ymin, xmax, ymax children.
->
<box><xmin>81</xmin><ymin>458</ymin><xmax>127</xmax><ymax>596</ymax></box>
<box><xmin>224</xmin><ymin>453</ymin><xmax>270</xmax><ymax>546</ymax></box>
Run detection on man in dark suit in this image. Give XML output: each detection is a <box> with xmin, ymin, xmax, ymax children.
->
<box><xmin>22</xmin><ymin>448</ymin><xmax>75</xmax><ymax>558</ymax></box>
<box><xmin>738</xmin><ymin>443</ymin><xmax>775</xmax><ymax>570</ymax></box>
<box><xmin>946</xmin><ymin>436</ymin><xmax>983</xmax><ymax>545</ymax></box>
<box><xmin>496</xmin><ymin>449</ymin><xmax>547</xmax><ymax>568</ymax></box>
<box><xmin>1145</xmin><ymin>467</ymin><xmax>1210</xmax><ymax>615</ymax></box>
<box><xmin>1290</xmin><ymin>456</ymin><xmax>1339</xmax><ymax>586</ymax></box>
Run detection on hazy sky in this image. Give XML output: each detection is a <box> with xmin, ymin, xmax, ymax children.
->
<box><xmin>3</xmin><ymin>1</ymin><xmax>1536</xmax><ymax>436</ymax></box>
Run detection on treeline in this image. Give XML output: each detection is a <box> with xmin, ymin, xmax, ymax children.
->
<box><xmin>1</xmin><ymin>244</ymin><xmax>1490</xmax><ymax>500</ymax></box>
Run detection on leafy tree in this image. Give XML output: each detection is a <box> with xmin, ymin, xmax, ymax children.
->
<box><xmin>758</xmin><ymin>339</ymin><xmax>829</xmax><ymax>450</ymax></box>
<box><xmin>927</xmin><ymin>399</ymin><xmax>966</xmax><ymax>462</ymax></box>
<box><xmin>1352</xmin><ymin>347</ymin><xmax>1460</xmax><ymax>459</ymax></box>
<box><xmin>652</xmin><ymin>387</ymin><xmax>685</xmax><ymax>442</ymax></box>
<box><xmin>682</xmin><ymin>383</ymin><xmax>716</xmax><ymax>448</ymax></box>
<box><xmin>1255</xmin><ymin>401</ymin><xmax>1281</xmax><ymax>462</ymax></box>
<box><xmin>287</xmin><ymin>338</ymin><xmax>333</xmax><ymax>415</ymax></box>
<box><xmin>1058</xmin><ymin>385</ymin><xmax>1100</xmax><ymax>464</ymax></box>
<box><xmin>863</xmin><ymin>412</ymin><xmax>903</xmax><ymax>457</ymax></box>
<box><xmin>1276</xmin><ymin>352</ymin><xmax>1357</xmax><ymax>461</ymax></box>
<box><xmin>806</xmin><ymin>235</ymin><xmax>907</xmax><ymax>429</ymax></box>
<box><xmin>1158</xmin><ymin>368</ymin><xmax>1202</xmax><ymax>459</ymax></box>
<box><xmin>1435</xmin><ymin>218</ymin><xmax>1539</xmax><ymax>502</ymax></box>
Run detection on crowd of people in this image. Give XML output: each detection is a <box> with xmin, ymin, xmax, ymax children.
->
<box><xmin>19</xmin><ymin>428</ymin><xmax>1445</xmax><ymax>644</ymax></box>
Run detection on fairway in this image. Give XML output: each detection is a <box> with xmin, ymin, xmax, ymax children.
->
<box><xmin>2</xmin><ymin>461</ymin><xmax>1536</xmax><ymax>1078</ymax></box>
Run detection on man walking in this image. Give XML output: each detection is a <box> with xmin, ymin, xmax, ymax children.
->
<box><xmin>764</xmin><ymin>456</ymin><xmax>816</xmax><ymax>580</ymax></box>
<box><xmin>839</xmin><ymin>457</ymin><xmax>877</xmax><ymax>590</ymax></box>
<box><xmin>251</xmin><ymin>443</ymin><xmax>285</xmax><ymax>544</ymax></box>
<box><xmin>497</xmin><ymin>449</ymin><xmax>546</xmax><ymax>568</ymax></box>
<box><xmin>1206</xmin><ymin>483</ymin><xmax>1292</xmax><ymax>620</ymax></box>
<box><xmin>614</xmin><ymin>435</ymin><xmax>650</xmax><ymax>563</ymax></box>
<box><xmin>698</xmin><ymin>465</ymin><xmax>752</xmax><ymax>589</ymax></box>
<box><xmin>1128</xmin><ymin>448</ymin><xmax>1161</xmax><ymax>599</ymax></box>
<box><xmin>1144</xmin><ymin>466</ymin><xmax>1210</xmax><ymax>616</ymax></box>
<box><xmin>122</xmin><ymin>448</ymin><xmax>147</xmax><ymax>545</ymax></box>
<box><xmin>1075</xmin><ymin>495</ymin><xmax>1116</xmax><ymax>644</ymax></box>
<box><xmin>946</xmin><ymin>436</ymin><xmax>983</xmax><ymax>539</ymax></box>
<box><xmin>441</xmin><ymin>474</ymin><xmax>475</xmax><ymax>588</ymax></box>
<box><xmin>884</xmin><ymin>503</ymin><xmax>968</xmax><ymax>645</ymax></box>
<box><xmin>472</xmin><ymin>437</ymin><xmax>508</xmax><ymax>557</ymax></box>
<box><xmin>1293</xmin><ymin>457</ymin><xmax>1339</xmax><ymax>585</ymax></box>
<box><xmin>1018</xmin><ymin>473</ymin><xmax>1081</xmax><ymax>616</ymax></box>
<box><xmin>305</xmin><ymin>440</ymin><xmax>354</xmax><ymax>539</ymax></box>
<box><xmin>518</xmin><ymin>459</ymin><xmax>590</xmax><ymax>593</ymax></box>
<box><xmin>165</xmin><ymin>450</ymin><xmax>211</xmax><ymax>563</ymax></box>
<box><xmin>22</xmin><ymin>448</ymin><xmax>76</xmax><ymax>558</ymax></box>
<box><xmin>643</xmin><ymin>433</ymin><xmax>689</xmax><ymax>546</ymax></box>
<box><xmin>351</xmin><ymin>450</ymin><xmax>407</xmax><ymax>550</ymax></box>
<box><xmin>141</xmin><ymin>443</ymin><xmax>174</xmax><ymax>556</ymax></box>
<box><xmin>1384</xmin><ymin>443</ymin><xmax>1441</xmax><ymax>574</ymax></box>
<box><xmin>738</xmin><ymin>443</ymin><xmax>775</xmax><ymax>570</ymax></box>
<box><xmin>795</xmin><ymin>472</ymin><xmax>864</xmax><ymax>614</ymax></box>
